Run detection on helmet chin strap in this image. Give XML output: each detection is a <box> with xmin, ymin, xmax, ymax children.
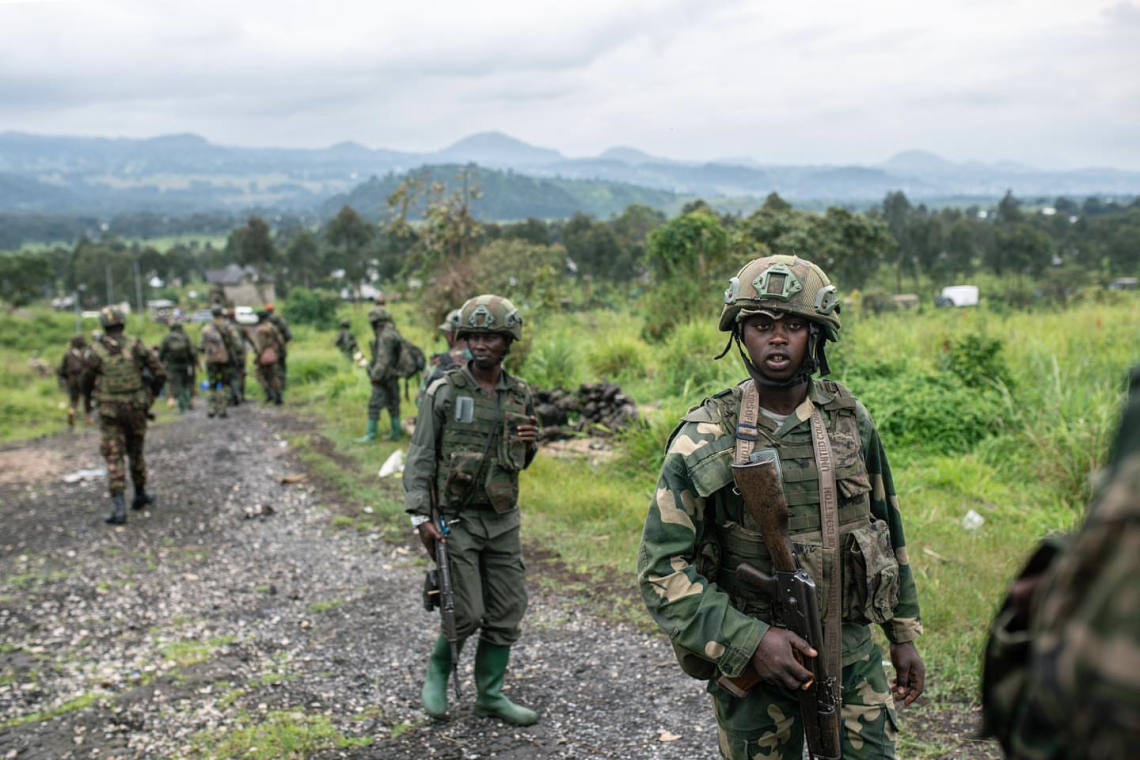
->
<box><xmin>727</xmin><ymin>323</ymin><xmax>827</xmax><ymax>388</ymax></box>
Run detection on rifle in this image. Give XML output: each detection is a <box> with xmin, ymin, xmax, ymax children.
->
<box><xmin>718</xmin><ymin>448</ymin><xmax>841</xmax><ymax>760</ymax></box>
<box><xmin>422</xmin><ymin>484</ymin><xmax>461</xmax><ymax>698</ymax></box>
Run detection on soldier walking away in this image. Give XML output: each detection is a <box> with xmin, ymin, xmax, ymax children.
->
<box><xmin>158</xmin><ymin>323</ymin><xmax>197</xmax><ymax>413</ymax></box>
<box><xmin>403</xmin><ymin>294</ymin><xmax>540</xmax><ymax>725</ymax></box>
<box><xmin>637</xmin><ymin>255</ymin><xmax>925</xmax><ymax>759</ymax></box>
<box><xmin>264</xmin><ymin>303</ymin><xmax>292</xmax><ymax>390</ymax></box>
<box><xmin>200</xmin><ymin>307</ymin><xmax>236</xmax><ymax>419</ymax></box>
<box><xmin>981</xmin><ymin>367</ymin><xmax>1140</xmax><ymax>759</ymax></box>
<box><xmin>81</xmin><ymin>307</ymin><xmax>166</xmax><ymax>525</ymax></box>
<box><xmin>225</xmin><ymin>308</ymin><xmax>250</xmax><ymax>406</ymax></box>
<box><xmin>355</xmin><ymin>306</ymin><xmax>403</xmax><ymax>443</ymax></box>
<box><xmin>58</xmin><ymin>334</ymin><xmax>93</xmax><ymax>426</ymax></box>
<box><xmin>335</xmin><ymin>318</ymin><xmax>359</xmax><ymax>361</ymax></box>
<box><xmin>254</xmin><ymin>309</ymin><xmax>285</xmax><ymax>405</ymax></box>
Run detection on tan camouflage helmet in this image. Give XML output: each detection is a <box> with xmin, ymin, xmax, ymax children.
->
<box><xmin>439</xmin><ymin>309</ymin><xmax>461</xmax><ymax>333</ymax></box>
<box><xmin>719</xmin><ymin>254</ymin><xmax>841</xmax><ymax>340</ymax></box>
<box><xmin>456</xmin><ymin>294</ymin><xmax>523</xmax><ymax>342</ymax></box>
<box><xmin>368</xmin><ymin>306</ymin><xmax>392</xmax><ymax>324</ymax></box>
<box><xmin>98</xmin><ymin>307</ymin><xmax>126</xmax><ymax>329</ymax></box>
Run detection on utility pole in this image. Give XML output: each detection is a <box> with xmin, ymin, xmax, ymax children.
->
<box><xmin>133</xmin><ymin>259</ymin><xmax>144</xmax><ymax>319</ymax></box>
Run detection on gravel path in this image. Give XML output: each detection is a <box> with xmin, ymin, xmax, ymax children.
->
<box><xmin>0</xmin><ymin>403</ymin><xmax>718</xmax><ymax>760</ymax></box>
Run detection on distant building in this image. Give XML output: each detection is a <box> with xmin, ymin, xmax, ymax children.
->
<box><xmin>204</xmin><ymin>265</ymin><xmax>276</xmax><ymax>307</ymax></box>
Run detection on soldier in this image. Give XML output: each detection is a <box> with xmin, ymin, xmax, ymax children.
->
<box><xmin>416</xmin><ymin>309</ymin><xmax>471</xmax><ymax>405</ymax></box>
<box><xmin>354</xmin><ymin>306</ymin><xmax>403</xmax><ymax>443</ymax></box>
<box><xmin>81</xmin><ymin>307</ymin><xmax>165</xmax><ymax>525</ymax></box>
<box><xmin>254</xmin><ymin>309</ymin><xmax>285</xmax><ymax>405</ymax></box>
<box><xmin>224</xmin><ymin>308</ymin><xmax>249</xmax><ymax>406</ymax></box>
<box><xmin>158</xmin><ymin>323</ymin><xmax>197</xmax><ymax>413</ymax></box>
<box><xmin>58</xmin><ymin>334</ymin><xmax>93</xmax><ymax>426</ymax></box>
<box><xmin>335</xmin><ymin>318</ymin><xmax>359</xmax><ymax>361</ymax></box>
<box><xmin>200</xmin><ymin>306</ymin><xmax>237</xmax><ymax>419</ymax></box>
<box><xmin>981</xmin><ymin>368</ymin><xmax>1140</xmax><ymax>759</ymax></box>
<box><xmin>264</xmin><ymin>303</ymin><xmax>292</xmax><ymax>389</ymax></box>
<box><xmin>637</xmin><ymin>255</ymin><xmax>925</xmax><ymax>759</ymax></box>
<box><xmin>403</xmin><ymin>294</ymin><xmax>540</xmax><ymax>725</ymax></box>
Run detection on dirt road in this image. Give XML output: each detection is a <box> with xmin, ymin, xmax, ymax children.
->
<box><xmin>0</xmin><ymin>404</ymin><xmax>719</xmax><ymax>759</ymax></box>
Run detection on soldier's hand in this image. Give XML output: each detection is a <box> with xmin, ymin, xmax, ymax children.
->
<box><xmin>751</xmin><ymin>628</ymin><xmax>816</xmax><ymax>691</ymax></box>
<box><xmin>889</xmin><ymin>641</ymin><xmax>925</xmax><ymax>706</ymax></box>
<box><xmin>515</xmin><ymin>416</ymin><xmax>539</xmax><ymax>444</ymax></box>
<box><xmin>417</xmin><ymin>520</ymin><xmax>443</xmax><ymax>561</ymax></box>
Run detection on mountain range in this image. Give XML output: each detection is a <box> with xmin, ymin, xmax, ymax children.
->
<box><xmin>1</xmin><ymin>130</ymin><xmax>1138</xmax><ymax>220</ymax></box>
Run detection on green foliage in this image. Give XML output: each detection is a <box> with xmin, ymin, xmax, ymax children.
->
<box><xmin>0</xmin><ymin>251</ymin><xmax>52</xmax><ymax>307</ymax></box>
<box><xmin>472</xmin><ymin>238</ymin><xmax>565</xmax><ymax>310</ymax></box>
<box><xmin>655</xmin><ymin>320</ymin><xmax>743</xmax><ymax>399</ymax></box>
<box><xmin>940</xmin><ymin>332</ymin><xmax>1014</xmax><ymax>389</ymax></box>
<box><xmin>282</xmin><ymin>288</ymin><xmax>341</xmax><ymax>329</ymax></box>
<box><xmin>519</xmin><ymin>334</ymin><xmax>582</xmax><ymax>390</ymax></box>
<box><xmin>193</xmin><ymin>710</ymin><xmax>370</xmax><ymax>759</ymax></box>
<box><xmin>586</xmin><ymin>336</ymin><xmax>649</xmax><ymax>381</ymax></box>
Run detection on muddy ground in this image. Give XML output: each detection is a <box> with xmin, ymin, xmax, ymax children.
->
<box><xmin>0</xmin><ymin>402</ymin><xmax>1000</xmax><ymax>759</ymax></box>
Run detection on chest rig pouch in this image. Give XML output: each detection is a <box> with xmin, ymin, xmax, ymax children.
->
<box><xmin>437</xmin><ymin>371</ymin><xmax>530</xmax><ymax>513</ymax></box>
<box><xmin>92</xmin><ymin>338</ymin><xmax>146</xmax><ymax>405</ymax></box>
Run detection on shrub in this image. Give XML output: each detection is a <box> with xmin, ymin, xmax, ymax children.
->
<box><xmin>586</xmin><ymin>337</ymin><xmax>649</xmax><ymax>381</ymax></box>
<box><xmin>656</xmin><ymin>320</ymin><xmax>742</xmax><ymax>398</ymax></box>
<box><xmin>940</xmin><ymin>332</ymin><xmax>1014</xmax><ymax>390</ymax></box>
<box><xmin>521</xmin><ymin>335</ymin><xmax>582</xmax><ymax>390</ymax></box>
<box><xmin>282</xmin><ymin>288</ymin><xmax>340</xmax><ymax>329</ymax></box>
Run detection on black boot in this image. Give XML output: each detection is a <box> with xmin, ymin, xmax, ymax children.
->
<box><xmin>131</xmin><ymin>489</ymin><xmax>154</xmax><ymax>511</ymax></box>
<box><xmin>105</xmin><ymin>492</ymin><xmax>127</xmax><ymax>525</ymax></box>
<box><xmin>274</xmin><ymin>390</ymin><xmax>283</xmax><ymax>406</ymax></box>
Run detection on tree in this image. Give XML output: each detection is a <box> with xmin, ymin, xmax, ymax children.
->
<box><xmin>880</xmin><ymin>191</ymin><xmax>914</xmax><ymax>292</ymax></box>
<box><xmin>227</xmin><ymin>216</ymin><xmax>278</xmax><ymax>270</ymax></box>
<box><xmin>762</xmin><ymin>192</ymin><xmax>792</xmax><ymax>212</ymax></box>
<box><xmin>325</xmin><ymin>206</ymin><xmax>375</xmax><ymax>297</ymax></box>
<box><xmin>0</xmin><ymin>252</ymin><xmax>52</xmax><ymax>307</ymax></box>
<box><xmin>285</xmin><ymin>230</ymin><xmax>322</xmax><ymax>289</ymax></box>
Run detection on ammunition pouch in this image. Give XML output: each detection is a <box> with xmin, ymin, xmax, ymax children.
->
<box><xmin>444</xmin><ymin>451</ymin><xmax>483</xmax><ymax>502</ymax></box>
<box><xmin>842</xmin><ymin>518</ymin><xmax>901</xmax><ymax>625</ymax></box>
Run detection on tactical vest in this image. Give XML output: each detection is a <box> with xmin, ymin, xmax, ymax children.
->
<box><xmin>162</xmin><ymin>332</ymin><xmax>192</xmax><ymax>365</ymax></box>
<box><xmin>435</xmin><ymin>368</ymin><xmax>531</xmax><ymax>513</ymax></box>
<box><xmin>90</xmin><ymin>336</ymin><xmax>146</xmax><ymax>405</ymax></box>
<box><xmin>202</xmin><ymin>323</ymin><xmax>230</xmax><ymax>365</ymax></box>
<box><xmin>683</xmin><ymin>380</ymin><xmax>900</xmax><ymax>630</ymax></box>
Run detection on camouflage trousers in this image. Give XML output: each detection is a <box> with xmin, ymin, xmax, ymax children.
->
<box><xmin>206</xmin><ymin>363</ymin><xmax>232</xmax><ymax>416</ymax></box>
<box><xmin>278</xmin><ymin>356</ymin><xmax>287</xmax><ymax>390</ymax></box>
<box><xmin>167</xmin><ymin>364</ymin><xmax>193</xmax><ymax>413</ymax></box>
<box><xmin>442</xmin><ymin>508</ymin><xmax>527</xmax><ymax>647</ymax></box>
<box><xmin>98</xmin><ymin>402</ymin><xmax>147</xmax><ymax>495</ymax></box>
<box><xmin>257</xmin><ymin>361</ymin><xmax>281</xmax><ymax>395</ymax></box>
<box><xmin>367</xmin><ymin>378</ymin><xmax>400</xmax><ymax>423</ymax></box>
<box><xmin>66</xmin><ymin>379</ymin><xmax>92</xmax><ymax>415</ymax></box>
<box><xmin>713</xmin><ymin>644</ymin><xmax>898</xmax><ymax>760</ymax></box>
<box><xmin>231</xmin><ymin>361</ymin><xmax>246</xmax><ymax>404</ymax></box>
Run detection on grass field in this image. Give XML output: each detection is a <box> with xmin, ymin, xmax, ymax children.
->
<box><xmin>4</xmin><ymin>294</ymin><xmax>1135</xmax><ymax>716</ymax></box>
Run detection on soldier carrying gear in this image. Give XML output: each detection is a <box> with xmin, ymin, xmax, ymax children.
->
<box><xmin>638</xmin><ymin>256</ymin><xmax>925</xmax><ymax>760</ymax></box>
<box><xmin>335</xmin><ymin>318</ymin><xmax>359</xmax><ymax>361</ymax></box>
<box><xmin>158</xmin><ymin>322</ymin><xmax>197</xmax><ymax>414</ymax></box>
<box><xmin>355</xmin><ymin>307</ymin><xmax>402</xmax><ymax>443</ymax></box>
<box><xmin>416</xmin><ymin>308</ymin><xmax>472</xmax><ymax>405</ymax></box>
<box><xmin>254</xmin><ymin>309</ymin><xmax>285</xmax><ymax>405</ymax></box>
<box><xmin>403</xmin><ymin>293</ymin><xmax>540</xmax><ymax>726</ymax></box>
<box><xmin>200</xmin><ymin>307</ymin><xmax>237</xmax><ymax>419</ymax></box>
<box><xmin>59</xmin><ymin>334</ymin><xmax>93</xmax><ymax>426</ymax></box>
<box><xmin>82</xmin><ymin>307</ymin><xmax>166</xmax><ymax>525</ymax></box>
<box><xmin>224</xmin><ymin>308</ymin><xmax>249</xmax><ymax>406</ymax></box>
<box><xmin>263</xmin><ymin>303</ymin><xmax>292</xmax><ymax>390</ymax></box>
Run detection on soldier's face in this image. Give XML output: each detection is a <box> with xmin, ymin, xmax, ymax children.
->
<box><xmin>468</xmin><ymin>332</ymin><xmax>508</xmax><ymax>368</ymax></box>
<box><xmin>740</xmin><ymin>313</ymin><xmax>809</xmax><ymax>381</ymax></box>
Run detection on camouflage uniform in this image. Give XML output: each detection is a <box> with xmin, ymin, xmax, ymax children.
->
<box><xmin>200</xmin><ymin>313</ymin><xmax>237</xmax><ymax>418</ymax></box>
<box><xmin>81</xmin><ymin>310</ymin><xmax>165</xmax><ymax>522</ymax></box>
<box><xmin>335</xmin><ymin>320</ymin><xmax>359</xmax><ymax>360</ymax></box>
<box><xmin>58</xmin><ymin>335</ymin><xmax>92</xmax><ymax>424</ymax></box>
<box><xmin>403</xmin><ymin>294</ymin><xmax>539</xmax><ymax>726</ymax></box>
<box><xmin>982</xmin><ymin>376</ymin><xmax>1140</xmax><ymax>759</ymax></box>
<box><xmin>225</xmin><ymin>314</ymin><xmax>249</xmax><ymax>404</ymax></box>
<box><xmin>637</xmin><ymin>256</ymin><xmax>921</xmax><ymax>760</ymax></box>
<box><xmin>367</xmin><ymin>310</ymin><xmax>401</xmax><ymax>428</ymax></box>
<box><xmin>266</xmin><ymin>308</ymin><xmax>292</xmax><ymax>389</ymax></box>
<box><xmin>254</xmin><ymin>315</ymin><xmax>285</xmax><ymax>403</ymax></box>
<box><xmin>158</xmin><ymin>324</ymin><xmax>196</xmax><ymax>413</ymax></box>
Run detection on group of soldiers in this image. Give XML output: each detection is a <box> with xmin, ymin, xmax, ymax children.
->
<box><xmin>62</xmin><ymin>303</ymin><xmax>292</xmax><ymax>525</ymax></box>
<box><xmin>62</xmin><ymin>258</ymin><xmax>1137</xmax><ymax>758</ymax></box>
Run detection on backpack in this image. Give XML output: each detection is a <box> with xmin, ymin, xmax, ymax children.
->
<box><xmin>64</xmin><ymin>349</ymin><xmax>87</xmax><ymax>376</ymax></box>
<box><xmin>392</xmin><ymin>333</ymin><xmax>426</xmax><ymax>380</ymax></box>
<box><xmin>164</xmin><ymin>332</ymin><xmax>193</xmax><ymax>364</ymax></box>
<box><xmin>202</xmin><ymin>324</ymin><xmax>230</xmax><ymax>365</ymax></box>
<box><xmin>92</xmin><ymin>338</ymin><xmax>144</xmax><ymax>398</ymax></box>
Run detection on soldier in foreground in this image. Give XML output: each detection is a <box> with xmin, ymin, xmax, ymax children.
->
<box><xmin>158</xmin><ymin>322</ymin><xmax>196</xmax><ymax>413</ymax></box>
<box><xmin>403</xmin><ymin>294</ymin><xmax>540</xmax><ymax>725</ymax></box>
<box><xmin>200</xmin><ymin>307</ymin><xmax>236</xmax><ymax>419</ymax></box>
<box><xmin>355</xmin><ymin>306</ymin><xmax>403</xmax><ymax>443</ymax></box>
<box><xmin>981</xmin><ymin>368</ymin><xmax>1140</xmax><ymax>759</ymax></box>
<box><xmin>264</xmin><ymin>303</ymin><xmax>292</xmax><ymax>389</ymax></box>
<box><xmin>81</xmin><ymin>308</ymin><xmax>165</xmax><ymax>525</ymax></box>
<box><xmin>254</xmin><ymin>309</ymin><xmax>285</xmax><ymax>405</ymax></box>
<box><xmin>637</xmin><ymin>255</ymin><xmax>924</xmax><ymax>759</ymax></box>
<box><xmin>335</xmin><ymin>318</ymin><xmax>359</xmax><ymax>361</ymax></box>
<box><xmin>58</xmin><ymin>334</ymin><xmax>93</xmax><ymax>426</ymax></box>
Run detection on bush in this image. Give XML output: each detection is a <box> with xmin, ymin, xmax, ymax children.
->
<box><xmin>586</xmin><ymin>337</ymin><xmax>649</xmax><ymax>381</ymax></box>
<box><xmin>521</xmin><ymin>335</ymin><xmax>582</xmax><ymax>390</ymax></box>
<box><xmin>282</xmin><ymin>288</ymin><xmax>340</xmax><ymax>329</ymax></box>
<box><xmin>940</xmin><ymin>332</ymin><xmax>1014</xmax><ymax>390</ymax></box>
<box><xmin>656</xmin><ymin>320</ymin><xmax>742</xmax><ymax>398</ymax></box>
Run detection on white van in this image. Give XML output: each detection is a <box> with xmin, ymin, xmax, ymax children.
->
<box><xmin>935</xmin><ymin>285</ymin><xmax>979</xmax><ymax>308</ymax></box>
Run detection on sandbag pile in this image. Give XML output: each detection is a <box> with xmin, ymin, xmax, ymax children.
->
<box><xmin>534</xmin><ymin>382</ymin><xmax>639</xmax><ymax>442</ymax></box>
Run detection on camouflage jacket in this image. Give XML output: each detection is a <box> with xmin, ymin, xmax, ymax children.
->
<box><xmin>637</xmin><ymin>378</ymin><xmax>921</xmax><ymax>680</ymax></box>
<box><xmin>158</xmin><ymin>331</ymin><xmax>197</xmax><ymax>368</ymax></box>
<box><xmin>335</xmin><ymin>328</ymin><xmax>358</xmax><ymax>357</ymax></box>
<box><xmin>255</xmin><ymin>322</ymin><xmax>285</xmax><ymax>360</ymax></box>
<box><xmin>403</xmin><ymin>363</ymin><xmax>537</xmax><ymax>518</ymax></box>
<box><xmin>368</xmin><ymin>323</ymin><xmax>401</xmax><ymax>383</ymax></box>
<box><xmin>226</xmin><ymin>322</ymin><xmax>249</xmax><ymax>360</ymax></box>
<box><xmin>268</xmin><ymin>314</ymin><xmax>292</xmax><ymax>346</ymax></box>
<box><xmin>998</xmin><ymin>398</ymin><xmax>1140</xmax><ymax>759</ymax></box>
<box><xmin>81</xmin><ymin>333</ymin><xmax>166</xmax><ymax>407</ymax></box>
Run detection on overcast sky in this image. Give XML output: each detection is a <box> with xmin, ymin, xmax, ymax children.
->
<box><xmin>1</xmin><ymin>0</ymin><xmax>1138</xmax><ymax>169</ymax></box>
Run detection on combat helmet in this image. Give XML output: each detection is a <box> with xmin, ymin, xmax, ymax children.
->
<box><xmin>339</xmin><ymin>318</ymin><xmax>351</xmax><ymax>328</ymax></box>
<box><xmin>717</xmin><ymin>254</ymin><xmax>841</xmax><ymax>382</ymax></box>
<box><xmin>439</xmin><ymin>309</ymin><xmax>461</xmax><ymax>333</ymax></box>
<box><xmin>456</xmin><ymin>295</ymin><xmax>522</xmax><ymax>342</ymax></box>
<box><xmin>368</xmin><ymin>307</ymin><xmax>392</xmax><ymax>324</ymax></box>
<box><xmin>99</xmin><ymin>307</ymin><xmax>126</xmax><ymax>329</ymax></box>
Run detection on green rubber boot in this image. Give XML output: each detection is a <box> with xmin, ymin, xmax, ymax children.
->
<box><xmin>354</xmin><ymin>418</ymin><xmax>378</xmax><ymax>443</ymax></box>
<box><xmin>473</xmin><ymin>640</ymin><xmax>538</xmax><ymax>726</ymax></box>
<box><xmin>388</xmin><ymin>415</ymin><xmax>404</xmax><ymax>441</ymax></box>
<box><xmin>421</xmin><ymin>634</ymin><xmax>464</xmax><ymax>720</ymax></box>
